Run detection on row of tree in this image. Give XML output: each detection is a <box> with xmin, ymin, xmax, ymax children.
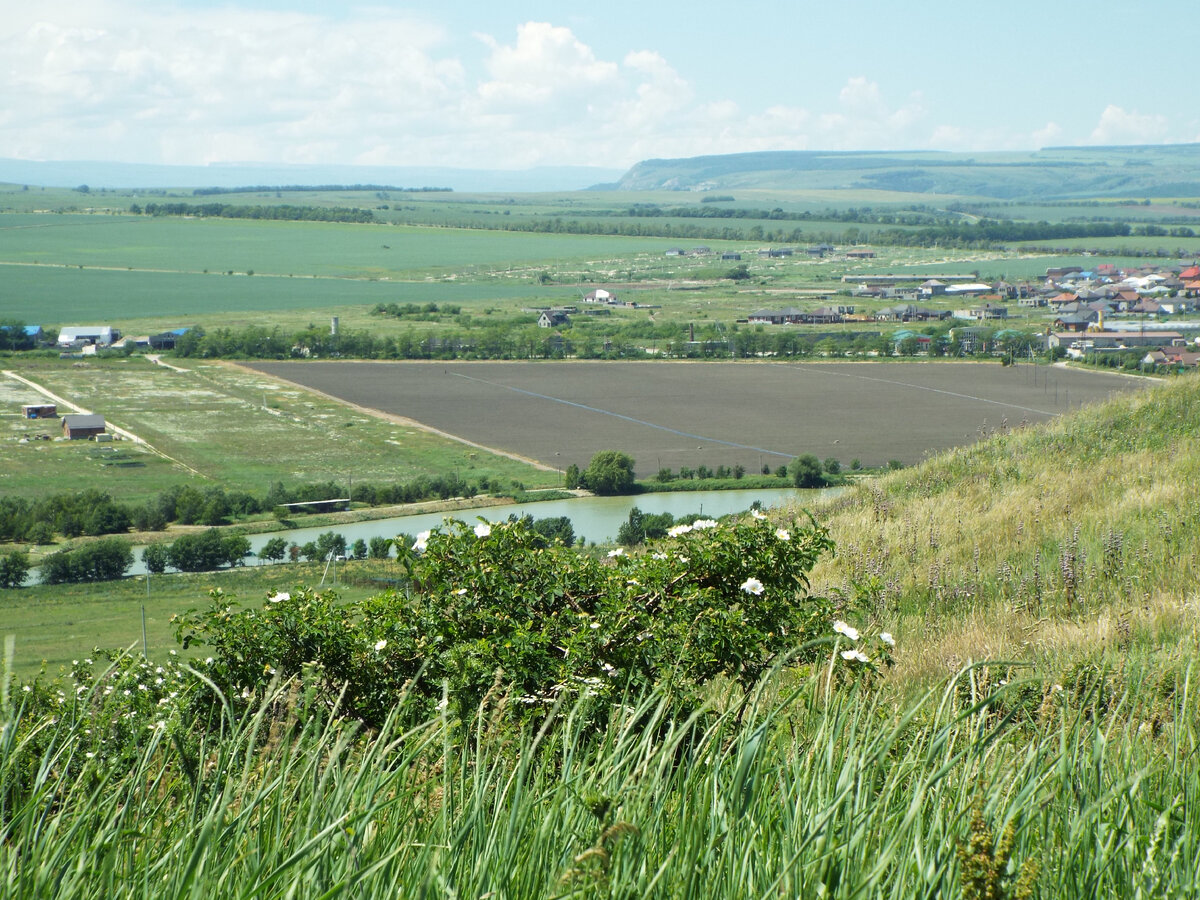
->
<box><xmin>131</xmin><ymin>202</ymin><xmax>376</xmax><ymax>223</ymax></box>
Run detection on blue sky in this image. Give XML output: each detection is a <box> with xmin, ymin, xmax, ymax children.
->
<box><xmin>2</xmin><ymin>0</ymin><xmax>1197</xmax><ymax>170</ymax></box>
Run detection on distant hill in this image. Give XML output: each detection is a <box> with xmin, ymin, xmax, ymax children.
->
<box><xmin>0</xmin><ymin>159</ymin><xmax>625</xmax><ymax>193</ymax></box>
<box><xmin>614</xmin><ymin>145</ymin><xmax>1200</xmax><ymax>199</ymax></box>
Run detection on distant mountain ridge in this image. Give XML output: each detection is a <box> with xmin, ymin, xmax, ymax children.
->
<box><xmin>614</xmin><ymin>145</ymin><xmax>1200</xmax><ymax>199</ymax></box>
<box><xmin>0</xmin><ymin>159</ymin><xmax>624</xmax><ymax>193</ymax></box>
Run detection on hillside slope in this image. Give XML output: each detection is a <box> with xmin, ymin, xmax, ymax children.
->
<box><xmin>801</xmin><ymin>369</ymin><xmax>1199</xmax><ymax>688</ymax></box>
<box><xmin>616</xmin><ymin>145</ymin><xmax>1200</xmax><ymax>199</ymax></box>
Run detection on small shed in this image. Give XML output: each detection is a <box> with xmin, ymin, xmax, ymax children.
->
<box><xmin>62</xmin><ymin>414</ymin><xmax>106</xmax><ymax>440</ymax></box>
<box><xmin>22</xmin><ymin>404</ymin><xmax>57</xmax><ymax>419</ymax></box>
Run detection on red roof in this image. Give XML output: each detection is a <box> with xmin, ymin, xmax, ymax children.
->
<box><xmin>1179</xmin><ymin>266</ymin><xmax>1200</xmax><ymax>279</ymax></box>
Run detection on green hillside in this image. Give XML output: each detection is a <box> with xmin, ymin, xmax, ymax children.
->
<box><xmin>616</xmin><ymin>145</ymin><xmax>1200</xmax><ymax>199</ymax></box>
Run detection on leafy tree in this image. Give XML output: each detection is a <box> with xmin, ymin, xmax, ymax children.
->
<box><xmin>222</xmin><ymin>531</ymin><xmax>252</xmax><ymax>567</ymax></box>
<box><xmin>41</xmin><ymin>539</ymin><xmax>133</xmax><ymax>584</ymax></box>
<box><xmin>823</xmin><ymin>457</ymin><xmax>842</xmax><ymax>475</ymax></box>
<box><xmin>792</xmin><ymin>454</ymin><xmax>826</xmax><ymax>488</ymax></box>
<box><xmin>350</xmin><ymin>538</ymin><xmax>368</xmax><ymax>560</ymax></box>
<box><xmin>724</xmin><ymin>264</ymin><xmax>751</xmax><ymax>280</ymax></box>
<box><xmin>564</xmin><ymin>464</ymin><xmax>581</xmax><ymax>490</ymax></box>
<box><xmin>258</xmin><ymin>536</ymin><xmax>288</xmax><ymax>563</ymax></box>
<box><xmin>368</xmin><ymin>536</ymin><xmax>392</xmax><ymax>559</ymax></box>
<box><xmin>0</xmin><ymin>550</ymin><xmax>30</xmax><ymax>589</ymax></box>
<box><xmin>315</xmin><ymin>531</ymin><xmax>347</xmax><ymax>560</ymax></box>
<box><xmin>581</xmin><ymin>451</ymin><xmax>637</xmax><ymax>495</ymax></box>
<box><xmin>142</xmin><ymin>543</ymin><xmax>169</xmax><ymax>575</ymax></box>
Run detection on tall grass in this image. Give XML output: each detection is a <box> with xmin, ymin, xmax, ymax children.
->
<box><xmin>2</xmin><ymin>651</ymin><xmax>1196</xmax><ymax>898</ymax></box>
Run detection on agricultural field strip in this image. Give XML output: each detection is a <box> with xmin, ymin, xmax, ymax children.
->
<box><xmin>233</xmin><ymin>362</ymin><xmax>562</xmax><ymax>474</ymax></box>
<box><xmin>447</xmin><ymin>370</ymin><xmax>790</xmax><ymax>458</ymax></box>
<box><xmin>2</xmin><ymin>368</ymin><xmax>205</xmax><ymax>477</ymax></box>
<box><xmin>248</xmin><ymin>361</ymin><xmax>1147</xmax><ymax>473</ymax></box>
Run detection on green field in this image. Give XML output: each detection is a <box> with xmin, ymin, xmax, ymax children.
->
<box><xmin>0</xmin><ymin>357</ymin><xmax>559</xmax><ymax>504</ymax></box>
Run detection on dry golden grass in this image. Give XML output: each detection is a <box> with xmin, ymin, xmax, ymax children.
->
<box><xmin>791</xmin><ymin>373</ymin><xmax>1200</xmax><ymax>692</ymax></box>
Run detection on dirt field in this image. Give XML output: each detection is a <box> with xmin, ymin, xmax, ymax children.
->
<box><xmin>246</xmin><ymin>360</ymin><xmax>1151</xmax><ymax>476</ymax></box>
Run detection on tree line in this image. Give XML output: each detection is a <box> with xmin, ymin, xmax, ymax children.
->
<box><xmin>192</xmin><ymin>184</ymin><xmax>451</xmax><ymax>196</ymax></box>
<box><xmin>0</xmin><ymin>475</ymin><xmax>490</xmax><ymax>545</ymax></box>
<box><xmin>130</xmin><ymin>202</ymin><xmax>376</xmax><ymax>223</ymax></box>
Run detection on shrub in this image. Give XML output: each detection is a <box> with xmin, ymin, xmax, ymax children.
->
<box><xmin>174</xmin><ymin>514</ymin><xmax>835</xmax><ymax>726</ymax></box>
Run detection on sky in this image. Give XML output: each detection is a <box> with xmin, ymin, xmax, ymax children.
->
<box><xmin>2</xmin><ymin>0</ymin><xmax>1198</xmax><ymax>172</ymax></box>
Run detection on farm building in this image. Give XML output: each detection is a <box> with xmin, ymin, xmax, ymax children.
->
<box><xmin>538</xmin><ymin>311</ymin><xmax>570</xmax><ymax>328</ymax></box>
<box><xmin>57</xmin><ymin>326</ymin><xmax>118</xmax><ymax>347</ymax></box>
<box><xmin>583</xmin><ymin>289</ymin><xmax>616</xmax><ymax>304</ymax></box>
<box><xmin>61</xmin><ymin>414</ymin><xmax>106</xmax><ymax>440</ymax></box>
<box><xmin>21</xmin><ymin>404</ymin><xmax>57</xmax><ymax>419</ymax></box>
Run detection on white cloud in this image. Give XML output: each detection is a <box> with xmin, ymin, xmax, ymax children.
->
<box><xmin>5</xmin><ymin>6</ymin><xmax>1186</xmax><ymax>171</ymax></box>
<box><xmin>1089</xmin><ymin>105</ymin><xmax>1168</xmax><ymax>144</ymax></box>
<box><xmin>1032</xmin><ymin>121</ymin><xmax>1063</xmax><ymax>148</ymax></box>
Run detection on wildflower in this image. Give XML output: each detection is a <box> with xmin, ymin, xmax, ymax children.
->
<box><xmin>652</xmin><ymin>552</ymin><xmax>667</xmax><ymax>560</ymax></box>
<box><xmin>263</xmin><ymin>665</ymin><xmax>277</xmax><ymax>675</ymax></box>
<box><xmin>751</xmin><ymin>509</ymin><xmax>767</xmax><ymax>520</ymax></box>
<box><xmin>740</xmin><ymin>577</ymin><xmax>765</xmax><ymax>595</ymax></box>
<box><xmin>269</xmin><ymin>591</ymin><xmax>290</xmax><ymax>603</ymax></box>
<box><xmin>205</xmin><ymin>657</ymin><xmax>214</xmax><ymax>665</ymax></box>
<box><xmin>775</xmin><ymin>528</ymin><xmax>791</xmax><ymax>541</ymax></box>
<box><xmin>436</xmin><ymin>697</ymin><xmax>448</xmax><ymax>711</ymax></box>
<box><xmin>374</xmin><ymin>639</ymin><xmax>388</xmax><ymax>651</ymax></box>
<box><xmin>607</xmin><ymin>547</ymin><xmax>625</xmax><ymax>557</ymax></box>
<box><xmin>474</xmin><ymin>522</ymin><xmax>491</xmax><ymax>538</ymax></box>
<box><xmin>692</xmin><ymin>518</ymin><xmax>718</xmax><ymax>529</ymax></box>
<box><xmin>590</xmin><ymin>621</ymin><xmax>601</xmax><ymax>629</ymax></box>
<box><xmin>601</xmin><ymin>662</ymin><xmax>619</xmax><ymax>677</ymax></box>
<box><xmin>455</xmin><ymin>588</ymin><xmax>468</xmax><ymax>595</ymax></box>
<box><xmin>85</xmin><ymin>752</ymin><xmax>95</xmax><ymax>759</ymax></box>
<box><xmin>879</xmin><ymin>632</ymin><xmax>895</xmax><ymax>647</ymax></box>
<box><xmin>841</xmin><ymin>649</ymin><xmax>870</xmax><ymax>663</ymax></box>
<box><xmin>833</xmin><ymin>620</ymin><xmax>860</xmax><ymax>641</ymax></box>
<box><xmin>667</xmin><ymin>524</ymin><xmax>693</xmax><ymax>537</ymax></box>
<box><xmin>22</xmin><ymin>685</ymin><xmax>31</xmax><ymax>693</ymax></box>
<box><xmin>412</xmin><ymin>530</ymin><xmax>431</xmax><ymax>552</ymax></box>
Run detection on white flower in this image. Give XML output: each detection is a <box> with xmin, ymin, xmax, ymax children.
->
<box><xmin>740</xmin><ymin>577</ymin><xmax>765</xmax><ymax>595</ymax></box>
<box><xmin>652</xmin><ymin>552</ymin><xmax>667</xmax><ymax>560</ymax></box>
<box><xmin>412</xmin><ymin>530</ymin><xmax>431</xmax><ymax>552</ymax></box>
<box><xmin>374</xmin><ymin>639</ymin><xmax>388</xmax><ymax>651</ymax></box>
<box><xmin>879</xmin><ymin>632</ymin><xmax>895</xmax><ymax>647</ymax></box>
<box><xmin>833</xmin><ymin>620</ymin><xmax>860</xmax><ymax>641</ymax></box>
<box><xmin>474</xmin><ymin>522</ymin><xmax>491</xmax><ymax>538</ymax></box>
<box><xmin>775</xmin><ymin>528</ymin><xmax>791</xmax><ymax>541</ymax></box>
<box><xmin>455</xmin><ymin>588</ymin><xmax>468</xmax><ymax>596</ymax></box>
<box><xmin>22</xmin><ymin>685</ymin><xmax>31</xmax><ymax>693</ymax></box>
<box><xmin>268</xmin><ymin>591</ymin><xmax>290</xmax><ymax>603</ymax></box>
<box><xmin>205</xmin><ymin>657</ymin><xmax>214</xmax><ymax>665</ymax></box>
<box><xmin>607</xmin><ymin>547</ymin><xmax>625</xmax><ymax>557</ymax></box>
<box><xmin>692</xmin><ymin>518</ymin><xmax>718</xmax><ymax>530</ymax></box>
<box><xmin>590</xmin><ymin>621</ymin><xmax>601</xmax><ymax>629</ymax></box>
<box><xmin>667</xmin><ymin>524</ymin><xmax>692</xmax><ymax>537</ymax></box>
<box><xmin>601</xmin><ymin>662</ymin><xmax>618</xmax><ymax>677</ymax></box>
<box><xmin>751</xmin><ymin>509</ymin><xmax>767</xmax><ymax>520</ymax></box>
<box><xmin>841</xmin><ymin>649</ymin><xmax>870</xmax><ymax>663</ymax></box>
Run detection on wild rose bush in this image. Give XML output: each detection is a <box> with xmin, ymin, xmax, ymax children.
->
<box><xmin>173</xmin><ymin>513</ymin><xmax>837</xmax><ymax>725</ymax></box>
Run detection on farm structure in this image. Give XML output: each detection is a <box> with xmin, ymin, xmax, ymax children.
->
<box><xmin>22</xmin><ymin>404</ymin><xmax>57</xmax><ymax>419</ymax></box>
<box><xmin>57</xmin><ymin>326</ymin><xmax>118</xmax><ymax>347</ymax></box>
<box><xmin>61</xmin><ymin>414</ymin><xmax>106</xmax><ymax>440</ymax></box>
<box><xmin>247</xmin><ymin>360</ymin><xmax>1149</xmax><ymax>476</ymax></box>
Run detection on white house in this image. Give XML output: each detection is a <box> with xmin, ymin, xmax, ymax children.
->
<box><xmin>57</xmin><ymin>326</ymin><xmax>117</xmax><ymax>347</ymax></box>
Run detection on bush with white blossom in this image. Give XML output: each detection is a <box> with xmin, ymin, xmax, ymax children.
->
<box><xmin>173</xmin><ymin>513</ymin><xmax>837</xmax><ymax>725</ymax></box>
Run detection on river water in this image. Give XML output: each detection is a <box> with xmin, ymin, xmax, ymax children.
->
<box><xmin>116</xmin><ymin>487</ymin><xmax>837</xmax><ymax>577</ymax></box>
